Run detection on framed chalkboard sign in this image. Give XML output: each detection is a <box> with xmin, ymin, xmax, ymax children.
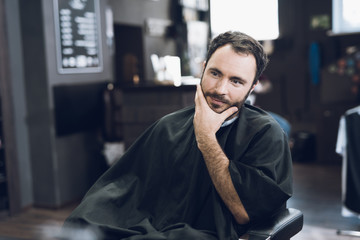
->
<box><xmin>54</xmin><ymin>0</ymin><xmax>103</xmax><ymax>74</ymax></box>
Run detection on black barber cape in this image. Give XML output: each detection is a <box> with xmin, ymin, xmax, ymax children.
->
<box><xmin>63</xmin><ymin>104</ymin><xmax>293</xmax><ymax>240</ymax></box>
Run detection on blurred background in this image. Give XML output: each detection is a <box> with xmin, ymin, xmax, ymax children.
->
<box><xmin>0</xmin><ymin>0</ymin><xmax>360</xmax><ymax>239</ymax></box>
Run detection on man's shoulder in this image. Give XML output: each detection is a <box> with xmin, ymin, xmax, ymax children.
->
<box><xmin>153</xmin><ymin>105</ymin><xmax>195</xmax><ymax>131</ymax></box>
<box><xmin>160</xmin><ymin>105</ymin><xmax>195</xmax><ymax>122</ymax></box>
<box><xmin>242</xmin><ymin>104</ymin><xmax>276</xmax><ymax>123</ymax></box>
<box><xmin>240</xmin><ymin>104</ymin><xmax>284</xmax><ymax>136</ymax></box>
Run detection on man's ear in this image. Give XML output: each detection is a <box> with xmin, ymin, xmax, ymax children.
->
<box><xmin>250</xmin><ymin>80</ymin><xmax>259</xmax><ymax>93</ymax></box>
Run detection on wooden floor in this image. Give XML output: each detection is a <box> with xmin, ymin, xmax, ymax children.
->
<box><xmin>0</xmin><ymin>203</ymin><xmax>76</xmax><ymax>240</ymax></box>
<box><xmin>0</xmin><ymin>162</ymin><xmax>360</xmax><ymax>240</ymax></box>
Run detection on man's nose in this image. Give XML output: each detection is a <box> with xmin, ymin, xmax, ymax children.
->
<box><xmin>215</xmin><ymin>78</ymin><xmax>228</xmax><ymax>94</ymax></box>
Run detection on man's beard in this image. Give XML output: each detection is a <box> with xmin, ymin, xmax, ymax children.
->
<box><xmin>202</xmin><ymin>86</ymin><xmax>252</xmax><ymax>114</ymax></box>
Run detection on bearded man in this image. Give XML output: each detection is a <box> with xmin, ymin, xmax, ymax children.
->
<box><xmin>63</xmin><ymin>31</ymin><xmax>293</xmax><ymax>240</ymax></box>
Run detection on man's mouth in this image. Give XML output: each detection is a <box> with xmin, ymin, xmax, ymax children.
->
<box><xmin>206</xmin><ymin>93</ymin><xmax>230</xmax><ymax>108</ymax></box>
<box><xmin>210</xmin><ymin>96</ymin><xmax>226</xmax><ymax>105</ymax></box>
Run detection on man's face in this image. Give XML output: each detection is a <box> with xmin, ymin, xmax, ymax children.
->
<box><xmin>201</xmin><ymin>44</ymin><xmax>257</xmax><ymax>114</ymax></box>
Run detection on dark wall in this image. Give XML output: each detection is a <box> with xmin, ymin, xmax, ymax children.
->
<box><xmin>256</xmin><ymin>0</ymin><xmax>360</xmax><ymax>162</ymax></box>
<box><xmin>18</xmin><ymin>0</ymin><xmax>111</xmax><ymax>207</ymax></box>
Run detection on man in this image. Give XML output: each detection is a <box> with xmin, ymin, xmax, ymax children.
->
<box><xmin>63</xmin><ymin>31</ymin><xmax>293</xmax><ymax>240</ymax></box>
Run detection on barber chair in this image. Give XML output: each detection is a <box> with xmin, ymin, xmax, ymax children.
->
<box><xmin>240</xmin><ymin>208</ymin><xmax>304</xmax><ymax>240</ymax></box>
<box><xmin>58</xmin><ymin>208</ymin><xmax>303</xmax><ymax>240</ymax></box>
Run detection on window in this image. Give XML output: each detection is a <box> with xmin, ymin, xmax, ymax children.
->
<box><xmin>331</xmin><ymin>0</ymin><xmax>360</xmax><ymax>35</ymax></box>
<box><xmin>210</xmin><ymin>0</ymin><xmax>279</xmax><ymax>40</ymax></box>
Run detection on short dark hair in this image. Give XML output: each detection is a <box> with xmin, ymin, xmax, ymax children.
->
<box><xmin>205</xmin><ymin>31</ymin><xmax>269</xmax><ymax>84</ymax></box>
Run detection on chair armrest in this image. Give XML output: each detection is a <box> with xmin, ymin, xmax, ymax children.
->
<box><xmin>241</xmin><ymin>208</ymin><xmax>304</xmax><ymax>240</ymax></box>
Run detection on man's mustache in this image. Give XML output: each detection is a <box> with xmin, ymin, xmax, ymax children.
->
<box><xmin>205</xmin><ymin>92</ymin><xmax>231</xmax><ymax>105</ymax></box>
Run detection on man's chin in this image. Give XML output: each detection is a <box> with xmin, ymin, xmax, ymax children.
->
<box><xmin>211</xmin><ymin>103</ymin><xmax>242</xmax><ymax>115</ymax></box>
<box><xmin>208</xmin><ymin>107</ymin><xmax>240</xmax><ymax>121</ymax></box>
<box><xmin>209</xmin><ymin>103</ymin><xmax>225</xmax><ymax>113</ymax></box>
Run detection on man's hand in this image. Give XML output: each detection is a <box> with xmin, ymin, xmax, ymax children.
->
<box><xmin>193</xmin><ymin>84</ymin><xmax>249</xmax><ymax>225</ymax></box>
<box><xmin>193</xmin><ymin>84</ymin><xmax>238</xmax><ymax>148</ymax></box>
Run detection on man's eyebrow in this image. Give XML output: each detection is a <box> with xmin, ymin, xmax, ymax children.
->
<box><xmin>208</xmin><ymin>67</ymin><xmax>222</xmax><ymax>74</ymax></box>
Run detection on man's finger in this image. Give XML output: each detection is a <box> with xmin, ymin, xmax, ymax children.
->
<box><xmin>195</xmin><ymin>84</ymin><xmax>206</xmax><ymax>107</ymax></box>
<box><xmin>221</xmin><ymin>106</ymin><xmax>238</xmax><ymax>120</ymax></box>
<box><xmin>195</xmin><ymin>84</ymin><xmax>203</xmax><ymax>98</ymax></box>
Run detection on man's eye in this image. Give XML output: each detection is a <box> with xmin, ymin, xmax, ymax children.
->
<box><xmin>211</xmin><ymin>71</ymin><xmax>219</xmax><ymax>77</ymax></box>
<box><xmin>231</xmin><ymin>79</ymin><xmax>242</xmax><ymax>85</ymax></box>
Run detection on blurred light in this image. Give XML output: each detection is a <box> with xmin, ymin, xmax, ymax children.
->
<box><xmin>210</xmin><ymin>0</ymin><xmax>279</xmax><ymax>40</ymax></box>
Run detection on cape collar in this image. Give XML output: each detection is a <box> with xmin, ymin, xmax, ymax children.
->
<box><xmin>221</xmin><ymin>115</ymin><xmax>239</xmax><ymax>127</ymax></box>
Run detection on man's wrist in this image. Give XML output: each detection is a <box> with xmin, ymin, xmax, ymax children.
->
<box><xmin>196</xmin><ymin>134</ymin><xmax>217</xmax><ymax>151</ymax></box>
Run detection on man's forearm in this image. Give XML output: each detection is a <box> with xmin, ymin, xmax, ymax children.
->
<box><xmin>198</xmin><ymin>136</ymin><xmax>250</xmax><ymax>225</ymax></box>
